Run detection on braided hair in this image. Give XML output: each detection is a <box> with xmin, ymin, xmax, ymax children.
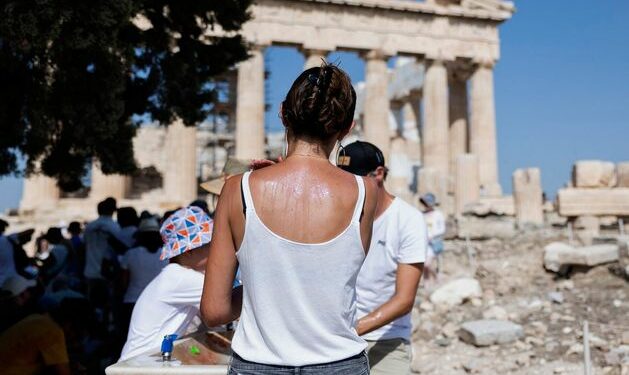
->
<box><xmin>281</xmin><ymin>62</ymin><xmax>356</xmax><ymax>140</ymax></box>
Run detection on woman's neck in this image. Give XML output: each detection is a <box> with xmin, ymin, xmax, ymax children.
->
<box><xmin>286</xmin><ymin>137</ymin><xmax>335</xmax><ymax>160</ymax></box>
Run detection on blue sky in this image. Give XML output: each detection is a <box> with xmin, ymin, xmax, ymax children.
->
<box><xmin>1</xmin><ymin>0</ymin><xmax>628</xmax><ymax>211</ymax></box>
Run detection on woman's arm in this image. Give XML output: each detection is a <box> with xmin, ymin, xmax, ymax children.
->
<box><xmin>200</xmin><ymin>176</ymin><xmax>243</xmax><ymax>327</ymax></box>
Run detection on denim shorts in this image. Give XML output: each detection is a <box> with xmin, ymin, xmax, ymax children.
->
<box><xmin>228</xmin><ymin>351</ymin><xmax>370</xmax><ymax>375</ymax></box>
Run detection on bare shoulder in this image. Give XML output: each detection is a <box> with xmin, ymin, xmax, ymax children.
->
<box><xmin>217</xmin><ymin>173</ymin><xmax>246</xmax><ymax>213</ymax></box>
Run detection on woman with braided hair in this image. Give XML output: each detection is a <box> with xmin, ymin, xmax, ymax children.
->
<box><xmin>201</xmin><ymin>62</ymin><xmax>378</xmax><ymax>374</ymax></box>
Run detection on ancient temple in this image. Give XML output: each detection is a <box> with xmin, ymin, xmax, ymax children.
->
<box><xmin>19</xmin><ymin>0</ymin><xmax>515</xmax><ymax>219</ymax></box>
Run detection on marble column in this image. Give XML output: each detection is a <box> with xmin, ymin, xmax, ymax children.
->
<box><xmin>402</xmin><ymin>98</ymin><xmax>422</xmax><ymax>161</ymax></box>
<box><xmin>422</xmin><ymin>59</ymin><xmax>449</xmax><ymax>176</ymax></box>
<box><xmin>164</xmin><ymin>120</ymin><xmax>197</xmax><ymax>204</ymax></box>
<box><xmin>387</xmin><ymin>136</ymin><xmax>411</xmax><ymax>200</ymax></box>
<box><xmin>470</xmin><ymin>59</ymin><xmax>501</xmax><ymax>196</ymax></box>
<box><xmin>235</xmin><ymin>46</ymin><xmax>266</xmax><ymax>159</ymax></box>
<box><xmin>421</xmin><ymin>59</ymin><xmax>449</xmax><ymax>206</ymax></box>
<box><xmin>513</xmin><ymin>168</ymin><xmax>544</xmax><ymax>226</ymax></box>
<box><xmin>363</xmin><ymin>50</ymin><xmax>391</xmax><ymax>158</ymax></box>
<box><xmin>449</xmin><ymin>78</ymin><xmax>469</xmax><ymax>182</ymax></box>
<box><xmin>90</xmin><ymin>164</ymin><xmax>131</xmax><ymax>201</ymax></box>
<box><xmin>455</xmin><ymin>154</ymin><xmax>480</xmax><ymax>215</ymax></box>
<box><xmin>302</xmin><ymin>49</ymin><xmax>327</xmax><ymax>69</ymax></box>
<box><xmin>20</xmin><ymin>171</ymin><xmax>60</xmax><ymax>211</ymax></box>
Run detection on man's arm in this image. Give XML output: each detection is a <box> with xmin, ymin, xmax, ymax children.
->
<box><xmin>356</xmin><ymin>262</ymin><xmax>423</xmax><ymax>336</ymax></box>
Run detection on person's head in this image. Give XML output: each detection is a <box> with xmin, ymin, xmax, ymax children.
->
<box><xmin>189</xmin><ymin>199</ymin><xmax>210</xmax><ymax>216</ymax></box>
<box><xmin>45</xmin><ymin>227</ymin><xmax>64</xmax><ymax>245</ymax></box>
<box><xmin>420</xmin><ymin>193</ymin><xmax>437</xmax><ymax>211</ymax></box>
<box><xmin>161</xmin><ymin>208</ymin><xmax>180</xmax><ymax>225</ymax></box>
<box><xmin>337</xmin><ymin>141</ymin><xmax>388</xmax><ymax>185</ymax></box>
<box><xmin>1</xmin><ymin>275</ymin><xmax>37</xmax><ymax>309</ymax></box>
<box><xmin>281</xmin><ymin>62</ymin><xmax>357</xmax><ymax>155</ymax></box>
<box><xmin>135</xmin><ymin>217</ymin><xmax>163</xmax><ymax>253</ymax></box>
<box><xmin>117</xmin><ymin>206</ymin><xmax>139</xmax><ymax>228</ymax></box>
<box><xmin>97</xmin><ymin>197</ymin><xmax>117</xmax><ymax>216</ymax></box>
<box><xmin>67</xmin><ymin>221</ymin><xmax>82</xmax><ymax>236</ymax></box>
<box><xmin>14</xmin><ymin>228</ymin><xmax>35</xmax><ymax>245</ymax></box>
<box><xmin>159</xmin><ymin>206</ymin><xmax>213</xmax><ymax>271</ymax></box>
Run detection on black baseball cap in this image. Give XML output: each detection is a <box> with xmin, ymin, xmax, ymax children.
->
<box><xmin>337</xmin><ymin>141</ymin><xmax>385</xmax><ymax>176</ymax></box>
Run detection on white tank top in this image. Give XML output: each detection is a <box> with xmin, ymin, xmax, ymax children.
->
<box><xmin>231</xmin><ymin>171</ymin><xmax>368</xmax><ymax>366</ymax></box>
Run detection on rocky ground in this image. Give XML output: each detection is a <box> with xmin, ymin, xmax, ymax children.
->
<box><xmin>411</xmin><ymin>227</ymin><xmax>629</xmax><ymax>374</ymax></box>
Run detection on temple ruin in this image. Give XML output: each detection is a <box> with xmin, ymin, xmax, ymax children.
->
<box><xmin>18</xmin><ymin>0</ymin><xmax>516</xmax><ymax>223</ymax></box>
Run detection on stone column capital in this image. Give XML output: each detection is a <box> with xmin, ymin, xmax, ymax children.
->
<box><xmin>361</xmin><ymin>49</ymin><xmax>389</xmax><ymax>61</ymax></box>
<box><xmin>300</xmin><ymin>47</ymin><xmax>330</xmax><ymax>56</ymax></box>
<box><xmin>473</xmin><ymin>57</ymin><xmax>496</xmax><ymax>69</ymax></box>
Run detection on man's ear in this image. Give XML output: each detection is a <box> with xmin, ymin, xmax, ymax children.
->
<box><xmin>375</xmin><ymin>166</ymin><xmax>387</xmax><ymax>183</ymax></box>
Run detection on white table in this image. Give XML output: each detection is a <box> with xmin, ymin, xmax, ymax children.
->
<box><xmin>106</xmin><ymin>332</ymin><xmax>230</xmax><ymax>375</ymax></box>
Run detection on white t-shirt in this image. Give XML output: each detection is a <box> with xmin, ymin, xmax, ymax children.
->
<box><xmin>424</xmin><ymin>209</ymin><xmax>446</xmax><ymax>241</ymax></box>
<box><xmin>356</xmin><ymin>198</ymin><xmax>428</xmax><ymax>342</ymax></box>
<box><xmin>0</xmin><ymin>235</ymin><xmax>17</xmax><ymax>286</ymax></box>
<box><xmin>120</xmin><ymin>246</ymin><xmax>167</xmax><ymax>303</ymax></box>
<box><xmin>119</xmin><ymin>263</ymin><xmax>204</xmax><ymax>361</ymax></box>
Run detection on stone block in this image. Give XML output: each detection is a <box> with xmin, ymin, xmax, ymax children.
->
<box><xmin>573</xmin><ymin>160</ymin><xmax>617</xmax><ymax>188</ymax></box>
<box><xmin>457</xmin><ymin>216</ymin><xmax>516</xmax><ymax>239</ymax></box>
<box><xmin>617</xmin><ymin>162</ymin><xmax>629</xmax><ymax>187</ymax></box>
<box><xmin>513</xmin><ymin>168</ymin><xmax>544</xmax><ymax>226</ymax></box>
<box><xmin>458</xmin><ymin>320</ymin><xmax>524</xmax><ymax>347</ymax></box>
<box><xmin>544</xmin><ymin>242</ymin><xmax>619</xmax><ymax>272</ymax></box>
<box><xmin>464</xmin><ymin>196</ymin><xmax>515</xmax><ymax>216</ymax></box>
<box><xmin>429</xmin><ymin>278</ymin><xmax>482</xmax><ymax>308</ymax></box>
<box><xmin>557</xmin><ymin>188</ymin><xmax>629</xmax><ymax>217</ymax></box>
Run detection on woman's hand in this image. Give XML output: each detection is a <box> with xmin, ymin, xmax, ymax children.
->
<box><xmin>250</xmin><ymin>157</ymin><xmax>283</xmax><ymax>170</ymax></box>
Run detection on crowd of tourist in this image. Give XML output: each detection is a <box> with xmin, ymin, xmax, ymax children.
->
<box><xmin>0</xmin><ymin>197</ymin><xmax>212</xmax><ymax>374</ymax></box>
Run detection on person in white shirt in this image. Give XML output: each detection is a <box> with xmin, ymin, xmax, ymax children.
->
<box><xmin>119</xmin><ymin>206</ymin><xmax>213</xmax><ymax>361</ymax></box>
<box><xmin>420</xmin><ymin>193</ymin><xmax>446</xmax><ymax>285</ymax></box>
<box><xmin>119</xmin><ymin>217</ymin><xmax>167</xmax><ymax>335</ymax></box>
<box><xmin>338</xmin><ymin>141</ymin><xmax>427</xmax><ymax>375</ymax></box>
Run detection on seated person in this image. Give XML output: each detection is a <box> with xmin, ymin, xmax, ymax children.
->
<box><xmin>119</xmin><ymin>206</ymin><xmax>213</xmax><ymax>361</ymax></box>
<box><xmin>0</xmin><ymin>275</ymin><xmax>70</xmax><ymax>375</ymax></box>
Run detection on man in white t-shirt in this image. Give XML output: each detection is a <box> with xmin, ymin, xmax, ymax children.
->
<box><xmin>119</xmin><ymin>206</ymin><xmax>213</xmax><ymax>361</ymax></box>
<box><xmin>338</xmin><ymin>141</ymin><xmax>427</xmax><ymax>375</ymax></box>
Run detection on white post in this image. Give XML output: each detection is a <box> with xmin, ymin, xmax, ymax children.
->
<box><xmin>583</xmin><ymin>320</ymin><xmax>592</xmax><ymax>375</ymax></box>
